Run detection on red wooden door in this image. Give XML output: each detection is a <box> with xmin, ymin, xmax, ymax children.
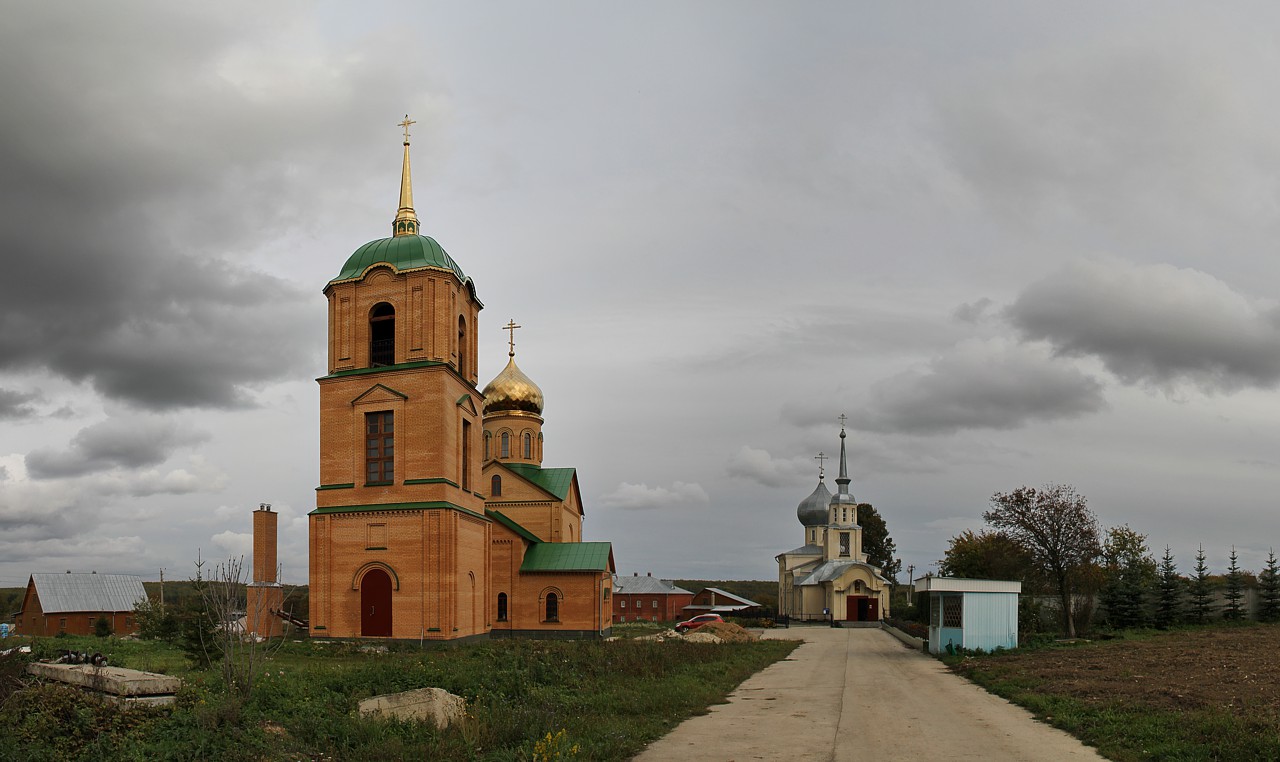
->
<box><xmin>867</xmin><ymin>598</ymin><xmax>879</xmax><ymax>620</ymax></box>
<box><xmin>846</xmin><ymin>596</ymin><xmax>860</xmax><ymax>621</ymax></box>
<box><xmin>361</xmin><ymin>568</ymin><xmax>392</xmax><ymax>637</ymax></box>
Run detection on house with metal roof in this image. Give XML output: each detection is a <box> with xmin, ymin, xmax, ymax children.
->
<box><xmin>16</xmin><ymin>573</ymin><xmax>148</xmax><ymax>637</ymax></box>
<box><xmin>613</xmin><ymin>574</ymin><xmax>693</xmax><ymax>623</ymax></box>
<box><xmin>681</xmin><ymin>587</ymin><xmax>763</xmax><ymax>618</ymax></box>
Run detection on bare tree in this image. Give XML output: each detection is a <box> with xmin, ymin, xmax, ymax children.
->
<box><xmin>196</xmin><ymin>555</ymin><xmax>289</xmax><ymax>697</ymax></box>
<box><xmin>985</xmin><ymin>484</ymin><xmax>1101</xmax><ymax>638</ymax></box>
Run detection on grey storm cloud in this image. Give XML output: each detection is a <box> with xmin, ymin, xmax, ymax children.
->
<box><xmin>25</xmin><ymin>416</ymin><xmax>210</xmax><ymax>479</ymax></box>
<box><xmin>1007</xmin><ymin>259</ymin><xmax>1280</xmax><ymax>393</ymax></box>
<box><xmin>858</xmin><ymin>339</ymin><xmax>1106</xmax><ymax>434</ymax></box>
<box><xmin>0</xmin><ymin>388</ymin><xmax>39</xmax><ymax>420</ymax></box>
<box><xmin>0</xmin><ymin>3</ymin><xmax>437</xmax><ymax>409</ymax></box>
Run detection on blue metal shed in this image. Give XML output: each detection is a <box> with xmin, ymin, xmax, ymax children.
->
<box><xmin>917</xmin><ymin>577</ymin><xmax>1020</xmax><ymax>654</ymax></box>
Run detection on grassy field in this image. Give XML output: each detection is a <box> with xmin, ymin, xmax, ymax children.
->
<box><xmin>0</xmin><ymin>626</ymin><xmax>796</xmax><ymax>761</ymax></box>
<box><xmin>945</xmin><ymin>622</ymin><xmax>1280</xmax><ymax>761</ymax></box>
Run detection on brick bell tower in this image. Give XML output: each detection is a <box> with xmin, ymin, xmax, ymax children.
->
<box><xmin>308</xmin><ymin>117</ymin><xmax>489</xmax><ymax>640</ymax></box>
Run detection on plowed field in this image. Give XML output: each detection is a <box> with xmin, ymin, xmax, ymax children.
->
<box><xmin>950</xmin><ymin>623</ymin><xmax>1280</xmax><ymax>760</ymax></box>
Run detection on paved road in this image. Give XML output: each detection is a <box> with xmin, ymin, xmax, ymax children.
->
<box><xmin>632</xmin><ymin>626</ymin><xmax>1106</xmax><ymax>762</ymax></box>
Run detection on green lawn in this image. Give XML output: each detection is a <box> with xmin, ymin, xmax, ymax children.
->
<box><xmin>1</xmin><ymin>633</ymin><xmax>796</xmax><ymax>761</ymax></box>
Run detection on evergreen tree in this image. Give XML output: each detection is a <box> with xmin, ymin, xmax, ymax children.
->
<box><xmin>858</xmin><ymin>503</ymin><xmax>902</xmax><ymax>582</ymax></box>
<box><xmin>1258</xmin><ymin>548</ymin><xmax>1280</xmax><ymax>623</ymax></box>
<box><xmin>1099</xmin><ymin>525</ymin><xmax>1155</xmax><ymax>629</ymax></box>
<box><xmin>1223</xmin><ymin>546</ymin><xmax>1246</xmax><ymax>621</ymax></box>
<box><xmin>179</xmin><ymin>555</ymin><xmax>221</xmax><ymax>668</ymax></box>
<box><xmin>1188</xmin><ymin>545</ymin><xmax>1215</xmax><ymax>624</ymax></box>
<box><xmin>1154</xmin><ymin>545</ymin><xmax>1183</xmax><ymax>629</ymax></box>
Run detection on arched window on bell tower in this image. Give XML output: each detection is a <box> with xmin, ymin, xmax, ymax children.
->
<box><xmin>370</xmin><ymin>303</ymin><xmax>395</xmax><ymax>367</ymax></box>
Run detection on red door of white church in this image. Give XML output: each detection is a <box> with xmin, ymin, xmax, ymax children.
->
<box><xmin>846</xmin><ymin>596</ymin><xmax>879</xmax><ymax>622</ymax></box>
<box><xmin>361</xmin><ymin>569</ymin><xmax>393</xmax><ymax>637</ymax></box>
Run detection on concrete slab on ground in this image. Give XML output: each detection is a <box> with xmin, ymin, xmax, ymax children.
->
<box><xmin>632</xmin><ymin>626</ymin><xmax>1105</xmax><ymax>761</ymax></box>
<box><xmin>27</xmin><ymin>662</ymin><xmax>181</xmax><ymax>697</ymax></box>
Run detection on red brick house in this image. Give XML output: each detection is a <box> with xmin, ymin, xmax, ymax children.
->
<box><xmin>16</xmin><ymin>573</ymin><xmax>147</xmax><ymax>636</ymax></box>
<box><xmin>613</xmin><ymin>574</ymin><xmax>693</xmax><ymax>623</ymax></box>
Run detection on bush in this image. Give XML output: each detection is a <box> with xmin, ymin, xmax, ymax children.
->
<box><xmin>93</xmin><ymin>617</ymin><xmax>112</xmax><ymax>638</ymax></box>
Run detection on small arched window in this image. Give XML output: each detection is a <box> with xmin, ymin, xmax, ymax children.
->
<box><xmin>491</xmin><ymin>474</ymin><xmax>502</xmax><ymax>497</ymax></box>
<box><xmin>545</xmin><ymin>592</ymin><xmax>559</xmax><ymax>622</ymax></box>
<box><xmin>523</xmin><ymin>432</ymin><xmax>532</xmax><ymax>459</ymax></box>
<box><xmin>500</xmin><ymin>432</ymin><xmax>510</xmax><ymax>458</ymax></box>
<box><xmin>369</xmin><ymin>303</ymin><xmax>395</xmax><ymax>367</ymax></box>
<box><xmin>484</xmin><ymin>432</ymin><xmax>491</xmax><ymax>460</ymax></box>
<box><xmin>497</xmin><ymin>592</ymin><xmax>508</xmax><ymax>622</ymax></box>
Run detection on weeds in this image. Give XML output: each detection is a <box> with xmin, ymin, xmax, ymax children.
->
<box><xmin>6</xmin><ymin>633</ymin><xmax>796</xmax><ymax>761</ymax></box>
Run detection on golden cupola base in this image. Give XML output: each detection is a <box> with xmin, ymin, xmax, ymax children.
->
<box><xmin>482</xmin><ymin>320</ymin><xmax>544</xmax><ymax>466</ymax></box>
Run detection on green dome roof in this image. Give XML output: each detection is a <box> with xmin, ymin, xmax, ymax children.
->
<box><xmin>331</xmin><ymin>234</ymin><xmax>468</xmax><ymax>285</ymax></box>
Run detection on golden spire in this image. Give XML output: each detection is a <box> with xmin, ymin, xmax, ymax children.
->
<box><xmin>392</xmin><ymin>115</ymin><xmax>419</xmax><ymax>237</ymax></box>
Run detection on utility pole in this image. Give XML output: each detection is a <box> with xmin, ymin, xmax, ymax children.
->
<box><xmin>159</xmin><ymin>568</ymin><xmax>165</xmax><ymax>607</ymax></box>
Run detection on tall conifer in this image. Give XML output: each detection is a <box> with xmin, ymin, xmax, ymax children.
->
<box><xmin>1258</xmin><ymin>548</ymin><xmax>1280</xmax><ymax>623</ymax></box>
<box><xmin>1154</xmin><ymin>545</ymin><xmax>1183</xmax><ymax>629</ymax></box>
<box><xmin>1223</xmin><ymin>546</ymin><xmax>1245</xmax><ymax>620</ymax></box>
<box><xmin>1188</xmin><ymin>545</ymin><xmax>1214</xmax><ymax>624</ymax></box>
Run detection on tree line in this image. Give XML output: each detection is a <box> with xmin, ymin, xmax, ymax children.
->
<box><xmin>938</xmin><ymin>483</ymin><xmax>1280</xmax><ymax>636</ymax></box>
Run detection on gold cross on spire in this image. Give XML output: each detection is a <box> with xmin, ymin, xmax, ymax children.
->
<box><xmin>815</xmin><ymin>451</ymin><xmax>828</xmax><ymax>479</ymax></box>
<box><xmin>503</xmin><ymin>319</ymin><xmax>522</xmax><ymax>357</ymax></box>
<box><xmin>398</xmin><ymin>115</ymin><xmax>416</xmax><ymax>145</ymax></box>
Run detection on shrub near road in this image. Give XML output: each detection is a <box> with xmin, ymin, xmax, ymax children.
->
<box><xmin>948</xmin><ymin>623</ymin><xmax>1280</xmax><ymax>761</ymax></box>
<box><xmin>1</xmin><ymin>635</ymin><xmax>797</xmax><ymax>761</ymax></box>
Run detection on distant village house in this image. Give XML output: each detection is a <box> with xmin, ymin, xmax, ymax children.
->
<box><xmin>612</xmin><ymin>574</ymin><xmax>693</xmax><ymax>623</ymax></box>
<box><xmin>16</xmin><ymin>573</ymin><xmax>147</xmax><ymax>637</ymax></box>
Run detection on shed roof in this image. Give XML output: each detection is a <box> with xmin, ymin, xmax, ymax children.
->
<box><xmin>614</xmin><ymin>575</ymin><xmax>692</xmax><ymax>595</ymax></box>
<box><xmin>701</xmin><ymin>587</ymin><xmax>760</xmax><ymax>607</ymax></box>
<box><xmin>29</xmin><ymin>573</ymin><xmax>147</xmax><ymax>614</ymax></box>
<box><xmin>520</xmin><ymin>542</ymin><xmax>613</xmax><ymax>572</ymax></box>
<box><xmin>916</xmin><ymin>577</ymin><xmax>1022</xmax><ymax>594</ymax></box>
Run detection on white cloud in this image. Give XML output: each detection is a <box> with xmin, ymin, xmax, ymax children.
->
<box><xmin>726</xmin><ymin>446</ymin><xmax>814</xmax><ymax>488</ymax></box>
<box><xmin>211</xmin><ymin>530</ymin><xmax>253</xmax><ymax>558</ymax></box>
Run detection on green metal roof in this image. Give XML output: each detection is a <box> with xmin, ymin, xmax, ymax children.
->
<box><xmin>330</xmin><ymin>234</ymin><xmax>469</xmax><ymax>286</ymax></box>
<box><xmin>520</xmin><ymin>542</ymin><xmax>613</xmax><ymax>572</ymax></box>
<box><xmin>486</xmin><ymin>509</ymin><xmax>543</xmax><ymax>544</ymax></box>
<box><xmin>502</xmin><ymin>463</ymin><xmax>576</xmax><ymax>501</ymax></box>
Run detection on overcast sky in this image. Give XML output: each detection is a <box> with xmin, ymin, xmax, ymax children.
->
<box><xmin>3</xmin><ymin>2</ymin><xmax>1280</xmax><ymax>587</ymax></box>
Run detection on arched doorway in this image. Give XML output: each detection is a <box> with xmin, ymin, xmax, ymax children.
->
<box><xmin>361</xmin><ymin>568</ymin><xmax>393</xmax><ymax>636</ymax></box>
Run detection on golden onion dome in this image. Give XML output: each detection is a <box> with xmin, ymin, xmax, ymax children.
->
<box><xmin>482</xmin><ymin>356</ymin><xmax>544</xmax><ymax>415</ymax></box>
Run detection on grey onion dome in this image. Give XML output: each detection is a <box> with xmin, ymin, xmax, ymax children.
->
<box><xmin>797</xmin><ymin>479</ymin><xmax>833</xmax><ymax>527</ymax></box>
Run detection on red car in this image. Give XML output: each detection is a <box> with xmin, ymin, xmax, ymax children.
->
<box><xmin>675</xmin><ymin>614</ymin><xmax>723</xmax><ymax>633</ymax></box>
